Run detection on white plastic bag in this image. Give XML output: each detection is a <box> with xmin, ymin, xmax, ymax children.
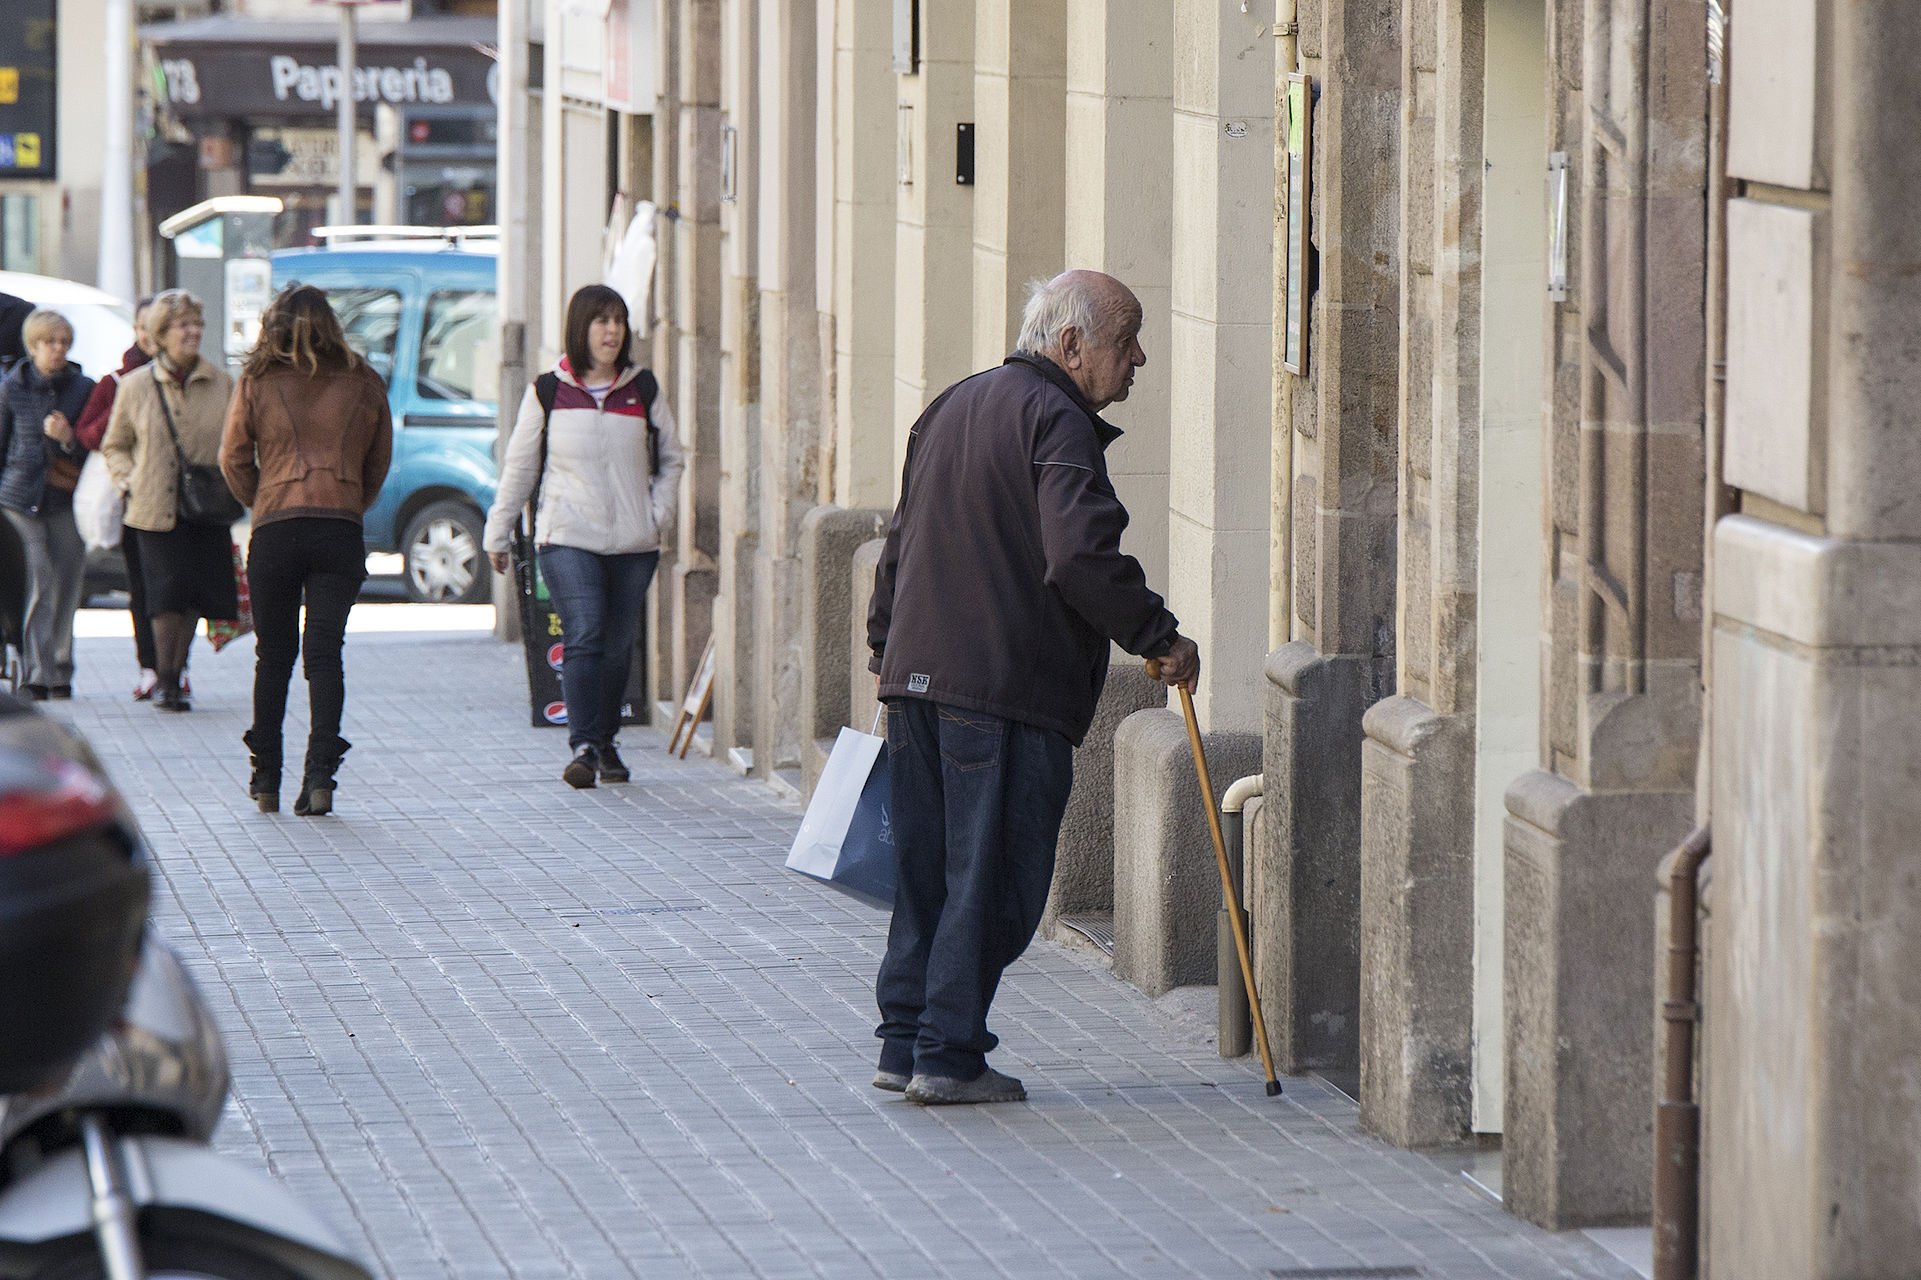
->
<box><xmin>74</xmin><ymin>453</ymin><xmax>123</xmax><ymax>551</ymax></box>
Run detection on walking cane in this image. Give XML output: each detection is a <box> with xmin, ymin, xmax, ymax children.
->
<box><xmin>1147</xmin><ymin>658</ymin><xmax>1283</xmax><ymax>1097</ymax></box>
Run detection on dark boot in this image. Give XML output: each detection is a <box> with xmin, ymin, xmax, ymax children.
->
<box><xmin>243</xmin><ymin>729</ymin><xmax>282</xmax><ymax>814</ymax></box>
<box><xmin>293</xmin><ymin>736</ymin><xmax>350</xmax><ymax>817</ymax></box>
<box><xmin>155</xmin><ymin>671</ymin><xmax>191</xmax><ymax>712</ymax></box>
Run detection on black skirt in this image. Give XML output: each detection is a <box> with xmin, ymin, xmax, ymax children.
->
<box><xmin>132</xmin><ymin>523</ymin><xmax>238</xmax><ymax>619</ymax></box>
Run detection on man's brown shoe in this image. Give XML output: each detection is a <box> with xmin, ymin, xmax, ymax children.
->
<box><xmin>905</xmin><ymin>1068</ymin><xmax>1026</xmax><ymax>1105</ymax></box>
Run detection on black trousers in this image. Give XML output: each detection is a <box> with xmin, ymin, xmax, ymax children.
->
<box><xmin>246</xmin><ymin>518</ymin><xmax>366</xmax><ymax>761</ymax></box>
<box><xmin>119</xmin><ymin>530</ymin><xmax>156</xmax><ymax>673</ymax></box>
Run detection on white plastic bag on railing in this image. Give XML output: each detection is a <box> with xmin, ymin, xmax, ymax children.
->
<box><xmin>74</xmin><ymin>453</ymin><xmax>124</xmax><ymax>551</ymax></box>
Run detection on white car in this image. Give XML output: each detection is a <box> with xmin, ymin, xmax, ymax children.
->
<box><xmin>0</xmin><ymin>271</ymin><xmax>136</xmax><ymax>379</ymax></box>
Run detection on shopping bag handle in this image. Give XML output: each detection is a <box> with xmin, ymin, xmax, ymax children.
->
<box><xmin>871</xmin><ymin>704</ymin><xmax>885</xmax><ymax>737</ymax></box>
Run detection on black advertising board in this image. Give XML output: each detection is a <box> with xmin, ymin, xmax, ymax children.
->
<box><xmin>0</xmin><ymin>0</ymin><xmax>57</xmax><ymax>179</ymax></box>
<box><xmin>512</xmin><ymin>538</ymin><xmax>648</xmax><ymax>732</ymax></box>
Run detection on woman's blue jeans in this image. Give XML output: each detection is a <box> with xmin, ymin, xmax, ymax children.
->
<box><xmin>537</xmin><ymin>545</ymin><xmax>659</xmax><ymax>751</ymax></box>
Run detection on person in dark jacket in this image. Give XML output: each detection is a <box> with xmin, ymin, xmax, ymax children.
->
<box><xmin>0</xmin><ymin>292</ymin><xmax>36</xmax><ymax>372</ymax></box>
<box><xmin>0</xmin><ymin>309</ymin><xmax>96</xmax><ymax>698</ymax></box>
<box><xmin>866</xmin><ymin>269</ymin><xmax>1199</xmax><ymax>1105</ymax></box>
<box><xmin>74</xmin><ymin>296</ymin><xmax>163</xmax><ymax>699</ymax></box>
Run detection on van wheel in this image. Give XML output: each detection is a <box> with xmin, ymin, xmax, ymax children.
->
<box><xmin>400</xmin><ymin>501</ymin><xmax>487</xmax><ymax>604</ymax></box>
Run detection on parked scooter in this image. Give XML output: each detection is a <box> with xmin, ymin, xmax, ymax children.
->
<box><xmin>0</xmin><ymin>700</ymin><xmax>375</xmax><ymax>1280</ymax></box>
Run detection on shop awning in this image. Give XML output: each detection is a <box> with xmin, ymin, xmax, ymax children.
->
<box><xmin>141</xmin><ymin>15</ymin><xmax>497</xmax><ymax>119</ymax></box>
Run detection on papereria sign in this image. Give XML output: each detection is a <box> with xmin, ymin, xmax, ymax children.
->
<box><xmin>269</xmin><ymin>55</ymin><xmax>456</xmax><ymax>110</ymax></box>
<box><xmin>148</xmin><ymin>23</ymin><xmax>497</xmax><ymax>119</ymax></box>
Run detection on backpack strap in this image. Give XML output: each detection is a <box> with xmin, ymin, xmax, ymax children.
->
<box><xmin>633</xmin><ymin>368</ymin><xmax>660</xmax><ymax>477</ymax></box>
<box><xmin>523</xmin><ymin>372</ymin><xmax>560</xmax><ymax>547</ymax></box>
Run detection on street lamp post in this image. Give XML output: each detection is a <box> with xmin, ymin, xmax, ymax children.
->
<box><xmin>336</xmin><ymin>1</ymin><xmax>357</xmax><ymax>224</ymax></box>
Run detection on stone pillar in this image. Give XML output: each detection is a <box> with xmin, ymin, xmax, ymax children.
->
<box><xmin>1502</xmin><ymin>0</ymin><xmax>1705</xmax><ymax>1229</ymax></box>
<box><xmin>1063</xmin><ymin>0</ymin><xmax>1173</xmax><ymax>594</ymax></box>
<box><xmin>647</xmin><ymin>0</ymin><xmax>684</xmax><ymax>708</ymax></box>
<box><xmin>670</xmin><ymin>0</ymin><xmax>725</xmax><ymax>732</ymax></box>
<box><xmin>1165</xmin><ymin>0</ymin><xmax>1273</xmax><ymax>732</ymax></box>
<box><xmin>1255</xmin><ymin>0</ymin><xmax>1401</xmax><ymax>1079</ymax></box>
<box><xmin>893</xmin><ymin>5</ymin><xmax>974</xmax><ymax>467</ymax></box>
<box><xmin>1113</xmin><ymin>710</ymin><xmax>1261</xmax><ymax>995</ymax></box>
<box><xmin>711</xmin><ymin>0</ymin><xmax>760</xmax><ymax>764</ymax></box>
<box><xmin>829</xmin><ymin>0</ymin><xmax>897</xmax><ymax>509</ymax></box>
<box><xmin>1355</xmin><ymin>0</ymin><xmax>1483</xmax><ymax>1151</ymax></box>
<box><xmin>750</xmin><ymin>0</ymin><xmax>820</xmax><ymax>781</ymax></box>
<box><xmin>1704</xmin><ymin>3</ymin><xmax>1921</xmax><ymax>1273</ymax></box>
<box><xmin>798</xmin><ymin>506</ymin><xmax>886</xmax><ymax>795</ymax></box>
<box><xmin>971</xmin><ymin>0</ymin><xmax>1065</xmax><ymax>368</ymax></box>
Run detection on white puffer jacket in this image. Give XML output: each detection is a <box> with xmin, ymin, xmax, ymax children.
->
<box><xmin>483</xmin><ymin>360</ymin><xmax>685</xmax><ymax>557</ymax></box>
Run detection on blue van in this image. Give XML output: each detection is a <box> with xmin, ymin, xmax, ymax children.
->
<box><xmin>270</xmin><ymin>232</ymin><xmax>498</xmax><ymax>602</ymax></box>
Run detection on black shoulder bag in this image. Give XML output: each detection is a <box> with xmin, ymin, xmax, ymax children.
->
<box><xmin>154</xmin><ymin>377</ymin><xmax>243</xmax><ymax>527</ymax></box>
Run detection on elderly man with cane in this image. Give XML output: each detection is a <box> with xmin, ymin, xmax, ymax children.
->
<box><xmin>867</xmin><ymin>269</ymin><xmax>1200</xmax><ymax>1105</ymax></box>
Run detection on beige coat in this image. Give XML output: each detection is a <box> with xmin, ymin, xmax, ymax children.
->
<box><xmin>101</xmin><ymin>358</ymin><xmax>235</xmax><ymax>533</ymax></box>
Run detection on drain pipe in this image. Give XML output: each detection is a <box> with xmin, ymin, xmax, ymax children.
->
<box><xmin>1653</xmin><ymin>824</ymin><xmax>1711</xmax><ymax>1280</ymax></box>
<box><xmin>1218</xmin><ymin>773</ymin><xmax>1264</xmax><ymax>1057</ymax></box>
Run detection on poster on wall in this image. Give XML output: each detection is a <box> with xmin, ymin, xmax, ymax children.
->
<box><xmin>1282</xmin><ymin>73</ymin><xmax>1313</xmax><ymax>377</ymax></box>
<box><xmin>0</xmin><ymin>0</ymin><xmax>56</xmax><ymax>180</ymax></box>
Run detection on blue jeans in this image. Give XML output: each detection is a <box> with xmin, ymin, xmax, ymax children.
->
<box><xmin>875</xmin><ymin>699</ymin><xmax>1075</xmax><ymax>1081</ymax></box>
<box><xmin>537</xmin><ymin>545</ymin><xmax>658</xmax><ymax>751</ymax></box>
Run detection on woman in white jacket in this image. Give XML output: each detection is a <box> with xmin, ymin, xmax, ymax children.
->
<box><xmin>485</xmin><ymin>285</ymin><xmax>685</xmax><ymax>788</ymax></box>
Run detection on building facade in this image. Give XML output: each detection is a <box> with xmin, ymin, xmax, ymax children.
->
<box><xmin>506</xmin><ymin>0</ymin><xmax>1919</xmax><ymax>1269</ymax></box>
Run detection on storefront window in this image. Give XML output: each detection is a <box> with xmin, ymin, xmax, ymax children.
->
<box><xmin>417</xmin><ymin>290</ymin><xmax>497</xmax><ymax>403</ymax></box>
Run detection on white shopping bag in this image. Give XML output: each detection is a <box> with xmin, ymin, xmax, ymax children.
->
<box><xmin>785</xmin><ymin>715</ymin><xmax>895</xmax><ymax>909</ymax></box>
<box><xmin>73</xmin><ymin>453</ymin><xmax>124</xmax><ymax>551</ymax></box>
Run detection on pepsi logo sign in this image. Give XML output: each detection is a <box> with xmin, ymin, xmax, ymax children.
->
<box><xmin>547</xmin><ymin>642</ymin><xmax>565</xmax><ymax>670</ymax></box>
<box><xmin>543</xmin><ymin>701</ymin><xmax>568</xmax><ymax>724</ymax></box>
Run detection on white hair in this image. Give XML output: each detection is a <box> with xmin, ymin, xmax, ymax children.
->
<box><xmin>1015</xmin><ymin>275</ymin><xmax>1101</xmax><ymax>356</ymax></box>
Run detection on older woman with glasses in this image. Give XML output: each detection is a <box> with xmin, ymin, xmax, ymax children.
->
<box><xmin>0</xmin><ymin>309</ymin><xmax>96</xmax><ymax>699</ymax></box>
<box><xmin>101</xmin><ymin>289</ymin><xmax>238</xmax><ymax>712</ymax></box>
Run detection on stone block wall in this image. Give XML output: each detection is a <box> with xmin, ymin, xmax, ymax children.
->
<box><xmin>1042</xmin><ymin>663</ymin><xmax>1166</xmax><ymax>934</ymax></box>
<box><xmin>799</xmin><ymin>506</ymin><xmax>887</xmax><ymax>797</ymax></box>
<box><xmin>1113</xmin><ymin>709</ymin><xmax>1261</xmax><ymax>997</ymax></box>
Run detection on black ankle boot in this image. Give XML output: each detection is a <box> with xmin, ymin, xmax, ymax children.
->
<box><xmin>294</xmin><ymin>736</ymin><xmax>350</xmax><ymax>817</ymax></box>
<box><xmin>243</xmin><ymin>729</ymin><xmax>282</xmax><ymax>813</ymax></box>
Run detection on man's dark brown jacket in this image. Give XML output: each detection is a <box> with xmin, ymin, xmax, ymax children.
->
<box><xmin>867</xmin><ymin>353</ymin><xmax>1178</xmax><ymax>745</ymax></box>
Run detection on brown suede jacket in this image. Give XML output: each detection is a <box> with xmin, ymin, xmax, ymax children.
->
<box><xmin>219</xmin><ymin>362</ymin><xmax>394</xmax><ymax>529</ymax></box>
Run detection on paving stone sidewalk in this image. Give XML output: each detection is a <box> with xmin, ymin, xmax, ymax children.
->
<box><xmin>56</xmin><ymin>613</ymin><xmax>1638</xmax><ymax>1280</ymax></box>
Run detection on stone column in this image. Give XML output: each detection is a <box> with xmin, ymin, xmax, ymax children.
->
<box><xmin>1355</xmin><ymin>0</ymin><xmax>1483</xmax><ymax>1152</ymax></box>
<box><xmin>971</xmin><ymin>0</ymin><xmax>1065</xmax><ymax>368</ymax></box>
<box><xmin>1063</xmin><ymin>0</ymin><xmax>1172</xmax><ymax>593</ymax></box>
<box><xmin>646</xmin><ymin>0</ymin><xmax>683</xmax><ymax>706</ymax></box>
<box><xmin>1704</xmin><ymin>2</ymin><xmax>1921</xmax><ymax>1273</ymax></box>
<box><xmin>1037</xmin><ymin>1</ymin><xmax>1173</xmax><ymax>945</ymax></box>
<box><xmin>829</xmin><ymin>0</ymin><xmax>897</xmax><ymax>510</ymax></box>
<box><xmin>1255</xmin><ymin>0</ymin><xmax>1401</xmax><ymax>1083</ymax></box>
<box><xmin>893</xmin><ymin>5</ymin><xmax>974</xmax><ymax>466</ymax></box>
<box><xmin>1165</xmin><ymin>0</ymin><xmax>1273</xmax><ymax>731</ymax></box>
<box><xmin>1109</xmin><ymin>0</ymin><xmax>1272</xmax><ymax>999</ymax></box>
<box><xmin>750</xmin><ymin>0</ymin><xmax>820</xmax><ymax>781</ymax></box>
<box><xmin>670</xmin><ymin>0</ymin><xmax>725</xmax><ymax>733</ymax></box>
<box><xmin>1502</xmin><ymin>0</ymin><xmax>1704</xmax><ymax>1229</ymax></box>
<box><xmin>711</xmin><ymin>0</ymin><xmax>760</xmax><ymax>764</ymax></box>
